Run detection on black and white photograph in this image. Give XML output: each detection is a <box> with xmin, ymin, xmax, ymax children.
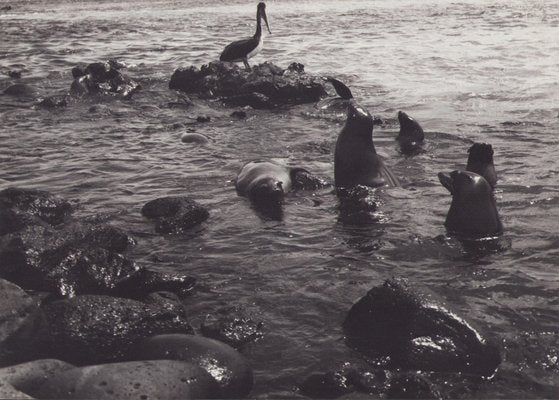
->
<box><xmin>0</xmin><ymin>0</ymin><xmax>558</xmax><ymax>398</ymax></box>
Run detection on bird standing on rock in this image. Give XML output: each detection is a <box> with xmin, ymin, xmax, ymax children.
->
<box><xmin>220</xmin><ymin>2</ymin><xmax>271</xmax><ymax>70</ymax></box>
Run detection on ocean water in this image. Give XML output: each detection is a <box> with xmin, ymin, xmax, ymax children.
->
<box><xmin>1</xmin><ymin>0</ymin><xmax>558</xmax><ymax>397</ymax></box>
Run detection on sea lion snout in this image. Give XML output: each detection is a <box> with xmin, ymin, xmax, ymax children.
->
<box><xmin>248</xmin><ymin>179</ymin><xmax>285</xmax><ymax>205</ymax></box>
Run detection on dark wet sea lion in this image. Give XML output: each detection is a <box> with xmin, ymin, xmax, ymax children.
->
<box><xmin>396</xmin><ymin>111</ymin><xmax>424</xmax><ymax>151</ymax></box>
<box><xmin>334</xmin><ymin>101</ymin><xmax>399</xmax><ymax>189</ymax></box>
<box><xmin>466</xmin><ymin>142</ymin><xmax>497</xmax><ymax>189</ymax></box>
<box><xmin>438</xmin><ymin>170</ymin><xmax>502</xmax><ymax>237</ymax></box>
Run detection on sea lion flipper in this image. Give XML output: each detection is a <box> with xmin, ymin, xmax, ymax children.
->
<box><xmin>326</xmin><ymin>77</ymin><xmax>353</xmax><ymax>100</ymax></box>
<box><xmin>381</xmin><ymin>164</ymin><xmax>400</xmax><ymax>187</ymax></box>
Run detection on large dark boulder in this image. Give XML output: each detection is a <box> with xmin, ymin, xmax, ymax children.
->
<box><xmin>0</xmin><ymin>279</ymin><xmax>46</xmax><ymax>367</ymax></box>
<box><xmin>343</xmin><ymin>279</ymin><xmax>501</xmax><ymax>377</ymax></box>
<box><xmin>36</xmin><ymin>360</ymin><xmax>219</xmax><ymax>399</ymax></box>
<box><xmin>169</xmin><ymin>61</ymin><xmax>328</xmax><ymax>109</ymax></box>
<box><xmin>39</xmin><ymin>295</ymin><xmax>193</xmax><ymax>365</ymax></box>
<box><xmin>0</xmin><ymin>222</ymin><xmax>138</xmax><ymax>296</ymax></box>
<box><xmin>0</xmin><ymin>187</ymin><xmax>73</xmax><ymax>236</ymax></box>
<box><xmin>70</xmin><ymin>60</ymin><xmax>140</xmax><ymax>99</ymax></box>
<box><xmin>141</xmin><ymin>196</ymin><xmax>209</xmax><ymax>234</ymax></box>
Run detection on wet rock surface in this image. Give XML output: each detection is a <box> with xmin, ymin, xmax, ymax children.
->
<box><xmin>137</xmin><ymin>333</ymin><xmax>253</xmax><ymax>398</ymax></box>
<box><xmin>170</xmin><ymin>61</ymin><xmax>328</xmax><ymax>109</ymax></box>
<box><xmin>70</xmin><ymin>60</ymin><xmax>141</xmax><ymax>99</ymax></box>
<box><xmin>0</xmin><ymin>187</ymin><xmax>73</xmax><ymax>235</ymax></box>
<box><xmin>0</xmin><ymin>222</ymin><xmax>138</xmax><ymax>296</ymax></box>
<box><xmin>141</xmin><ymin>196</ymin><xmax>209</xmax><ymax>234</ymax></box>
<box><xmin>0</xmin><ymin>279</ymin><xmax>45</xmax><ymax>367</ymax></box>
<box><xmin>40</xmin><ymin>295</ymin><xmax>193</xmax><ymax>365</ymax></box>
<box><xmin>343</xmin><ymin>279</ymin><xmax>501</xmax><ymax>376</ymax></box>
<box><xmin>37</xmin><ymin>360</ymin><xmax>219</xmax><ymax>399</ymax></box>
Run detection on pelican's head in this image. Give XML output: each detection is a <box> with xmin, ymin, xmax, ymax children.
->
<box><xmin>257</xmin><ymin>2</ymin><xmax>272</xmax><ymax>34</ymax></box>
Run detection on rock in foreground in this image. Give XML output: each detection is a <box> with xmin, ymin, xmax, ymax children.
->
<box><xmin>137</xmin><ymin>334</ymin><xmax>253</xmax><ymax>398</ymax></box>
<box><xmin>343</xmin><ymin>279</ymin><xmax>501</xmax><ymax>377</ymax></box>
<box><xmin>169</xmin><ymin>61</ymin><xmax>328</xmax><ymax>109</ymax></box>
<box><xmin>0</xmin><ymin>279</ymin><xmax>45</xmax><ymax>367</ymax></box>
<box><xmin>37</xmin><ymin>360</ymin><xmax>219</xmax><ymax>399</ymax></box>
<box><xmin>40</xmin><ymin>295</ymin><xmax>193</xmax><ymax>365</ymax></box>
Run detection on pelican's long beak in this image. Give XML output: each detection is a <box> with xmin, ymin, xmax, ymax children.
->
<box><xmin>262</xmin><ymin>7</ymin><xmax>272</xmax><ymax>34</ymax></box>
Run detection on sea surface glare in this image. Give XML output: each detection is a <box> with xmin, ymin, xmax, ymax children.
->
<box><xmin>1</xmin><ymin>0</ymin><xmax>558</xmax><ymax>397</ymax></box>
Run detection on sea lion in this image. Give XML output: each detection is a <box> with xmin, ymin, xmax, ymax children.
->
<box><xmin>235</xmin><ymin>160</ymin><xmax>327</xmax><ymax>205</ymax></box>
<box><xmin>438</xmin><ymin>170</ymin><xmax>502</xmax><ymax>237</ymax></box>
<box><xmin>466</xmin><ymin>142</ymin><xmax>497</xmax><ymax>189</ymax></box>
<box><xmin>334</xmin><ymin>101</ymin><xmax>399</xmax><ymax>189</ymax></box>
<box><xmin>396</xmin><ymin>111</ymin><xmax>424</xmax><ymax>152</ymax></box>
<box><xmin>235</xmin><ymin>160</ymin><xmax>301</xmax><ymax>205</ymax></box>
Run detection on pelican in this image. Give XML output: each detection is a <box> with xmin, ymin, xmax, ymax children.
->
<box><xmin>220</xmin><ymin>2</ymin><xmax>272</xmax><ymax>70</ymax></box>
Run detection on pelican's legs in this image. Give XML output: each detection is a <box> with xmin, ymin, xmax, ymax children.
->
<box><xmin>243</xmin><ymin>58</ymin><xmax>251</xmax><ymax>71</ymax></box>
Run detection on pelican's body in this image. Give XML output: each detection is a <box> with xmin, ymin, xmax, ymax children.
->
<box><xmin>220</xmin><ymin>2</ymin><xmax>271</xmax><ymax>70</ymax></box>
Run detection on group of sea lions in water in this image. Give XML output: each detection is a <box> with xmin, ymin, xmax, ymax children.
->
<box><xmin>233</xmin><ymin>77</ymin><xmax>502</xmax><ymax>239</ymax></box>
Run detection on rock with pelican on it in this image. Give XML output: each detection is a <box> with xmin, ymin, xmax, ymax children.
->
<box><xmin>169</xmin><ymin>61</ymin><xmax>328</xmax><ymax>109</ymax></box>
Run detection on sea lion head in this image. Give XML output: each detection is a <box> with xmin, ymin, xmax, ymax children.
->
<box><xmin>247</xmin><ymin>178</ymin><xmax>284</xmax><ymax>206</ymax></box>
<box><xmin>397</xmin><ymin>111</ymin><xmax>424</xmax><ymax>145</ymax></box>
<box><xmin>344</xmin><ymin>101</ymin><xmax>374</xmax><ymax>139</ymax></box>
<box><xmin>466</xmin><ymin>142</ymin><xmax>497</xmax><ymax>189</ymax></box>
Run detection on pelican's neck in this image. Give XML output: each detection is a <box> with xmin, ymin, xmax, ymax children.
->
<box><xmin>254</xmin><ymin>9</ymin><xmax>262</xmax><ymax>39</ymax></box>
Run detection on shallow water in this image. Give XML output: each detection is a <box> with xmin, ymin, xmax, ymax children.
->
<box><xmin>1</xmin><ymin>0</ymin><xmax>559</xmax><ymax>397</ymax></box>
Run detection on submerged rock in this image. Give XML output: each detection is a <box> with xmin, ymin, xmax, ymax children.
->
<box><xmin>69</xmin><ymin>60</ymin><xmax>141</xmax><ymax>99</ymax></box>
<box><xmin>40</xmin><ymin>295</ymin><xmax>193</xmax><ymax>365</ymax></box>
<box><xmin>300</xmin><ymin>364</ymin><xmax>441</xmax><ymax>400</ymax></box>
<box><xmin>38</xmin><ymin>95</ymin><xmax>68</xmax><ymax>108</ymax></box>
<box><xmin>169</xmin><ymin>61</ymin><xmax>328</xmax><ymax>109</ymax></box>
<box><xmin>181</xmin><ymin>132</ymin><xmax>210</xmax><ymax>144</ymax></box>
<box><xmin>115</xmin><ymin>267</ymin><xmax>196</xmax><ymax>299</ymax></box>
<box><xmin>137</xmin><ymin>334</ymin><xmax>253</xmax><ymax>398</ymax></box>
<box><xmin>201</xmin><ymin>308</ymin><xmax>264</xmax><ymax>349</ymax></box>
<box><xmin>3</xmin><ymin>84</ymin><xmax>38</xmax><ymax>98</ymax></box>
<box><xmin>37</xmin><ymin>360</ymin><xmax>219</xmax><ymax>399</ymax></box>
<box><xmin>0</xmin><ymin>279</ymin><xmax>45</xmax><ymax>367</ymax></box>
<box><xmin>141</xmin><ymin>196</ymin><xmax>209</xmax><ymax>234</ymax></box>
<box><xmin>343</xmin><ymin>279</ymin><xmax>501</xmax><ymax>377</ymax></box>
